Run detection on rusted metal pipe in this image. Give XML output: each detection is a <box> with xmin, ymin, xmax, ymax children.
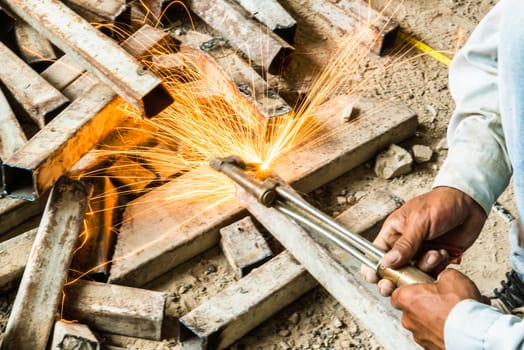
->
<box><xmin>1</xmin><ymin>177</ymin><xmax>92</xmax><ymax>350</ymax></box>
<box><xmin>2</xmin><ymin>84</ymin><xmax>126</xmax><ymax>200</ymax></box>
<box><xmin>0</xmin><ymin>0</ymin><xmax>173</xmax><ymax>117</ymax></box>
<box><xmin>186</xmin><ymin>0</ymin><xmax>293</xmax><ymax>74</ymax></box>
<box><xmin>0</xmin><ymin>41</ymin><xmax>69</xmax><ymax>128</ymax></box>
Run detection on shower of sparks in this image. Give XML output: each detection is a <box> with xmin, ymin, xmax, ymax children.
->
<box><xmin>80</xmin><ymin>0</ymin><xmax>404</xmax><ymax>200</ymax></box>
<box><xmin>67</xmin><ymin>0</ymin><xmax>444</xmax><ymax>279</ymax></box>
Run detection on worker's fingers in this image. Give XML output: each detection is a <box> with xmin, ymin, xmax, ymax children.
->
<box><xmin>415</xmin><ymin>249</ymin><xmax>450</xmax><ymax>276</ymax></box>
<box><xmin>377</xmin><ymin>278</ymin><xmax>396</xmax><ymax>297</ymax></box>
<box><xmin>360</xmin><ymin>264</ymin><xmax>379</xmax><ymax>284</ymax></box>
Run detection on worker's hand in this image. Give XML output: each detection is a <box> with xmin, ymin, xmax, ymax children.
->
<box><xmin>391</xmin><ymin>269</ymin><xmax>485</xmax><ymax>350</ymax></box>
<box><xmin>361</xmin><ymin>186</ymin><xmax>487</xmax><ymax>296</ymax></box>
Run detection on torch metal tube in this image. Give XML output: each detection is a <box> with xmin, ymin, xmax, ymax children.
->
<box><xmin>276</xmin><ymin>201</ymin><xmax>378</xmax><ymax>269</ymax></box>
<box><xmin>276</xmin><ymin>186</ymin><xmax>385</xmax><ymax>260</ymax></box>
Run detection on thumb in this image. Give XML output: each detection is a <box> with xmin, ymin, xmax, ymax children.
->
<box><xmin>382</xmin><ymin>235</ymin><xmax>420</xmax><ymax>268</ymax></box>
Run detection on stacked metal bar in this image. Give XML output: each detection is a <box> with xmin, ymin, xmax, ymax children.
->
<box><xmin>0</xmin><ymin>0</ymin><xmax>409</xmax><ymax>349</ymax></box>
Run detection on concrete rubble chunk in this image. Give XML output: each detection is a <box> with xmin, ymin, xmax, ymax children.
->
<box><xmin>374</xmin><ymin>144</ymin><xmax>413</xmax><ymax>179</ymax></box>
<box><xmin>411</xmin><ymin>144</ymin><xmax>433</xmax><ymax>164</ymax></box>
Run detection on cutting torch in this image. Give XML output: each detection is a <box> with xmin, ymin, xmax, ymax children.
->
<box><xmin>210</xmin><ymin>155</ymin><xmax>434</xmax><ymax>287</ymax></box>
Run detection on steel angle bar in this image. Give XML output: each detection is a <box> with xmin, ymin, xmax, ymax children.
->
<box><xmin>63</xmin><ymin>279</ymin><xmax>167</xmax><ymax>340</ymax></box>
<box><xmin>0</xmin><ymin>41</ymin><xmax>69</xmax><ymax>128</ymax></box>
<box><xmin>0</xmin><ymin>88</ymin><xmax>26</xmax><ymax>161</ymax></box>
<box><xmin>14</xmin><ymin>20</ymin><xmax>56</xmax><ymax>69</ymax></box>
<box><xmin>2</xmin><ymin>84</ymin><xmax>126</xmax><ymax>201</ymax></box>
<box><xmin>0</xmin><ymin>228</ymin><xmax>36</xmax><ymax>292</ymax></box>
<box><xmin>237</xmin><ymin>185</ymin><xmax>420</xmax><ymax>350</ymax></box>
<box><xmin>233</xmin><ymin>0</ymin><xmax>296</xmax><ymax>44</ymax></box>
<box><xmin>178</xmin><ymin>30</ymin><xmax>292</xmax><ymax>121</ymax></box>
<box><xmin>186</xmin><ymin>0</ymin><xmax>294</xmax><ymax>74</ymax></box>
<box><xmin>62</xmin><ymin>0</ymin><xmax>129</xmax><ymax>24</ymax></box>
<box><xmin>291</xmin><ymin>0</ymin><xmax>399</xmax><ymax>56</ymax></box>
<box><xmin>0</xmin><ymin>0</ymin><xmax>173</xmax><ymax>117</ymax></box>
<box><xmin>179</xmin><ymin>251</ymin><xmax>317</xmax><ymax>350</ymax></box>
<box><xmin>1</xmin><ymin>177</ymin><xmax>92</xmax><ymax>350</ymax></box>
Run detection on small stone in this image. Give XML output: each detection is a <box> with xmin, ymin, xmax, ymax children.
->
<box><xmin>436</xmin><ymin>137</ymin><xmax>448</xmax><ymax>150</ymax></box>
<box><xmin>206</xmin><ymin>264</ymin><xmax>217</xmax><ymax>274</ymax></box>
<box><xmin>278</xmin><ymin>329</ymin><xmax>291</xmax><ymax>337</ymax></box>
<box><xmin>336</xmin><ymin>195</ymin><xmax>347</xmax><ymax>205</ymax></box>
<box><xmin>179</xmin><ymin>283</ymin><xmax>192</xmax><ymax>294</ymax></box>
<box><xmin>333</xmin><ymin>317</ymin><xmax>344</xmax><ymax>328</ymax></box>
<box><xmin>411</xmin><ymin>144</ymin><xmax>433</xmax><ymax>163</ymax></box>
<box><xmin>374</xmin><ymin>144</ymin><xmax>413</xmax><ymax>179</ymax></box>
<box><xmin>288</xmin><ymin>312</ymin><xmax>301</xmax><ymax>325</ymax></box>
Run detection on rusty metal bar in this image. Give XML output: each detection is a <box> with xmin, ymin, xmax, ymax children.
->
<box><xmin>1</xmin><ymin>177</ymin><xmax>91</xmax><ymax>350</ymax></box>
<box><xmin>238</xmin><ymin>184</ymin><xmax>419</xmax><ymax>350</ymax></box>
<box><xmin>179</xmin><ymin>189</ymin><xmax>400</xmax><ymax>349</ymax></box>
<box><xmin>0</xmin><ymin>195</ymin><xmax>48</xmax><ymax>238</ymax></box>
<box><xmin>14</xmin><ymin>20</ymin><xmax>56</xmax><ymax>69</ymax></box>
<box><xmin>51</xmin><ymin>321</ymin><xmax>99</xmax><ymax>350</ymax></box>
<box><xmin>71</xmin><ymin>177</ymin><xmax>118</xmax><ymax>278</ymax></box>
<box><xmin>109</xmin><ymin>98</ymin><xmax>417</xmax><ymax>287</ymax></box>
<box><xmin>0</xmin><ymin>228</ymin><xmax>36</xmax><ymax>292</ymax></box>
<box><xmin>41</xmin><ymin>54</ymin><xmax>85</xmax><ymax>91</ymax></box>
<box><xmin>220</xmin><ymin>216</ymin><xmax>273</xmax><ymax>278</ymax></box>
<box><xmin>62</xmin><ymin>0</ymin><xmax>128</xmax><ymax>24</ymax></box>
<box><xmin>178</xmin><ymin>30</ymin><xmax>292</xmax><ymax>120</ymax></box>
<box><xmin>186</xmin><ymin>0</ymin><xmax>293</xmax><ymax>74</ymax></box>
<box><xmin>0</xmin><ymin>41</ymin><xmax>69</xmax><ymax>128</ymax></box>
<box><xmin>179</xmin><ymin>251</ymin><xmax>316</xmax><ymax>350</ymax></box>
<box><xmin>291</xmin><ymin>0</ymin><xmax>399</xmax><ymax>56</ymax></box>
<box><xmin>120</xmin><ymin>23</ymin><xmax>172</xmax><ymax>59</ymax></box>
<box><xmin>0</xmin><ymin>88</ymin><xmax>26</xmax><ymax>161</ymax></box>
<box><xmin>233</xmin><ymin>0</ymin><xmax>296</xmax><ymax>44</ymax></box>
<box><xmin>63</xmin><ymin>279</ymin><xmax>167</xmax><ymax>340</ymax></box>
<box><xmin>0</xmin><ymin>0</ymin><xmax>173</xmax><ymax>117</ymax></box>
<box><xmin>61</xmin><ymin>72</ymin><xmax>99</xmax><ymax>100</ymax></box>
<box><xmin>2</xmin><ymin>84</ymin><xmax>126</xmax><ymax>200</ymax></box>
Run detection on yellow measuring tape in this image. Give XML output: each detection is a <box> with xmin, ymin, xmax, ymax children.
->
<box><xmin>398</xmin><ymin>31</ymin><xmax>452</xmax><ymax>66</ymax></box>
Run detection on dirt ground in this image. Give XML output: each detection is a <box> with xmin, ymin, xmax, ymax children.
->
<box><xmin>0</xmin><ymin>0</ymin><xmax>513</xmax><ymax>349</ymax></box>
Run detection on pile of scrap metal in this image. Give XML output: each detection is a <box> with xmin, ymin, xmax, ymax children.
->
<box><xmin>0</xmin><ymin>0</ymin><xmax>402</xmax><ymax>349</ymax></box>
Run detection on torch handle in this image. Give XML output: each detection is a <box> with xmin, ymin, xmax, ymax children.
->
<box><xmin>377</xmin><ymin>264</ymin><xmax>435</xmax><ymax>287</ymax></box>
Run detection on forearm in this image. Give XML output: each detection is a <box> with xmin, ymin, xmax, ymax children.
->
<box><xmin>445</xmin><ymin>300</ymin><xmax>524</xmax><ymax>350</ymax></box>
<box><xmin>433</xmin><ymin>0</ymin><xmax>512</xmax><ymax>215</ymax></box>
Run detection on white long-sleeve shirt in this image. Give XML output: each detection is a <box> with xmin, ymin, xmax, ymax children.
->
<box><xmin>433</xmin><ymin>0</ymin><xmax>524</xmax><ymax>348</ymax></box>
